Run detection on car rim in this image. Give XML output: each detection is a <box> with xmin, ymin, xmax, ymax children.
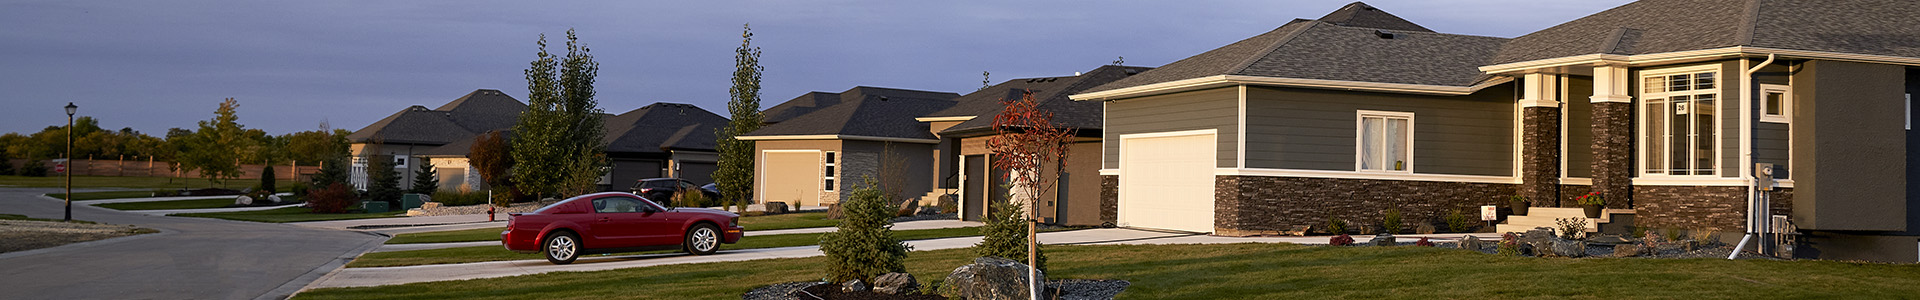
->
<box><xmin>549</xmin><ymin>236</ymin><xmax>575</xmax><ymax>260</ymax></box>
<box><xmin>692</xmin><ymin>228</ymin><xmax>717</xmax><ymax>252</ymax></box>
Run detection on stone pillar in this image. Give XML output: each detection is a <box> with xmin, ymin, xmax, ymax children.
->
<box><xmin>1590</xmin><ymin>65</ymin><xmax>1634</xmax><ymax>209</ymax></box>
<box><xmin>1519</xmin><ymin>73</ymin><xmax>1563</xmax><ymax>207</ymax></box>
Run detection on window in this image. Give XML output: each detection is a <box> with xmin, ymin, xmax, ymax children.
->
<box><xmin>1356</xmin><ymin>111</ymin><xmax>1413</xmax><ymax>172</ymax></box>
<box><xmin>392</xmin><ymin>155</ymin><xmax>409</xmax><ymax>168</ymax></box>
<box><xmin>1641</xmin><ymin>68</ymin><xmax>1719</xmax><ymax>176</ymax></box>
<box><xmin>1760</xmin><ymin>84</ymin><xmax>1790</xmax><ymax>123</ymax></box>
<box><xmin>593</xmin><ymin>197</ymin><xmax>650</xmax><ymax>213</ymax></box>
<box><xmin>823</xmin><ymin>151</ymin><xmax>837</xmax><ymax>191</ymax></box>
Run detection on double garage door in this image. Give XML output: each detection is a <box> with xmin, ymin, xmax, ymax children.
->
<box><xmin>1118</xmin><ymin>131</ymin><xmax>1216</xmax><ymax>233</ymax></box>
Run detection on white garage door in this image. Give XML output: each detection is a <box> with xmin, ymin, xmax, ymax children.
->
<box><xmin>760</xmin><ymin>151</ymin><xmax>822</xmax><ymax>207</ymax></box>
<box><xmin>1119</xmin><ymin>131</ymin><xmax>1216</xmax><ymax>233</ymax></box>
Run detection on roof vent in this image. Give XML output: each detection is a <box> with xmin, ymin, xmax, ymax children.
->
<box><xmin>1375</xmin><ymin>30</ymin><xmax>1398</xmax><ymax>39</ymax></box>
<box><xmin>879</xmin><ymin>96</ymin><xmax>889</xmax><ymax>101</ymax></box>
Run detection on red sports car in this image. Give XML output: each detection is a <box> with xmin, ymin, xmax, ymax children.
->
<box><xmin>502</xmin><ymin>192</ymin><xmax>744</xmax><ymax>264</ymax></box>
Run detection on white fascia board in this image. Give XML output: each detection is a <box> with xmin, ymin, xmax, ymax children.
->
<box><xmin>1069</xmin><ymin>75</ymin><xmax>1508</xmax><ymax>101</ymax></box>
<box><xmin>736</xmin><ymin>135</ymin><xmax>940</xmax><ymax>144</ymax></box>
<box><xmin>914</xmin><ymin>116</ymin><xmax>975</xmax><ymax>122</ymax></box>
<box><xmin>1480</xmin><ymin>46</ymin><xmax>1920</xmax><ymax>74</ymax></box>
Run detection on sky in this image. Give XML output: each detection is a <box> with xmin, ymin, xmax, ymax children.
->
<box><xmin>0</xmin><ymin>0</ymin><xmax>1635</xmax><ymax>136</ymax></box>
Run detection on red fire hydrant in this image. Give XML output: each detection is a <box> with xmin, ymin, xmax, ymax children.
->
<box><xmin>488</xmin><ymin>205</ymin><xmax>496</xmax><ymax>222</ymax></box>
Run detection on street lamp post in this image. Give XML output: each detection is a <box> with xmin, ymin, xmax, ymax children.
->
<box><xmin>64</xmin><ymin>102</ymin><xmax>76</xmax><ymax>222</ymax></box>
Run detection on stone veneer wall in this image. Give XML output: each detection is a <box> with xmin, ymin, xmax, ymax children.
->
<box><xmin>1635</xmin><ymin>186</ymin><xmax>1794</xmax><ymax>231</ymax></box>
<box><xmin>1213</xmin><ymin>175</ymin><xmax>1518</xmax><ymax>236</ymax></box>
<box><xmin>1100</xmin><ymin>175</ymin><xmax>1118</xmax><ymax>225</ymax></box>
<box><xmin>1558</xmin><ymin>184</ymin><xmax>1593</xmax><ymax>207</ymax></box>
<box><xmin>1521</xmin><ymin>107</ymin><xmax>1563</xmax><ymax>207</ymax></box>
<box><xmin>1590</xmin><ymin>102</ymin><xmax>1634</xmax><ymax>208</ymax></box>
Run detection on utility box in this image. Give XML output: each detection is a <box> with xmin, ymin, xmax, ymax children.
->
<box><xmin>363</xmin><ymin>201</ymin><xmax>390</xmax><ymax>213</ymax></box>
<box><xmin>402</xmin><ymin>194</ymin><xmax>427</xmax><ymax>210</ymax></box>
<box><xmin>1755</xmin><ymin>163</ymin><xmax>1776</xmax><ymax>191</ymax></box>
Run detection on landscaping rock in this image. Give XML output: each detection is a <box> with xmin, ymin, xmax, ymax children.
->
<box><xmin>944</xmin><ymin>257</ymin><xmax>1049</xmax><ymax>300</ymax></box>
<box><xmin>1281</xmin><ymin>225</ymin><xmax>1311</xmax><ymax>236</ymax></box>
<box><xmin>419</xmin><ymin>201</ymin><xmax>442</xmax><ymax>210</ymax></box>
<box><xmin>266</xmin><ymin>195</ymin><xmax>283</xmax><ymax>204</ymax></box>
<box><xmin>896</xmin><ymin>198</ymin><xmax>920</xmax><ymax>217</ymax></box>
<box><xmin>1368</xmin><ymin>233</ymin><xmax>1396</xmax><ymax>246</ymax></box>
<box><xmin>916</xmin><ymin>205</ymin><xmax>942</xmax><ymax>216</ymax></box>
<box><xmin>1416</xmin><ymin>223</ymin><xmax>1437</xmax><ymax>234</ymax></box>
<box><xmin>1458</xmin><ymin>235</ymin><xmax>1483</xmax><ymax>250</ymax></box>
<box><xmin>1520</xmin><ymin>228</ymin><xmax>1554</xmax><ymax>246</ymax></box>
<box><xmin>840</xmin><ymin>279</ymin><xmax>868</xmax><ymax>292</ymax></box>
<box><xmin>234</xmin><ymin>196</ymin><xmax>254</xmax><ymax>206</ymax></box>
<box><xmin>873</xmin><ymin>272</ymin><xmax>920</xmax><ymax>295</ymax></box>
<box><xmin>765</xmin><ymin>202</ymin><xmax>789</xmax><ymax>214</ymax></box>
<box><xmin>1611</xmin><ymin>243</ymin><xmax>1645</xmax><ymax>258</ymax></box>
<box><xmin>1546</xmin><ymin>238</ymin><xmax>1588</xmax><ymax>258</ymax></box>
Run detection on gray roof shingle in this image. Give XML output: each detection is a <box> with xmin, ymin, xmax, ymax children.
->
<box><xmin>927</xmin><ymin>65</ymin><xmax>1153</xmax><ymax>136</ymax></box>
<box><xmin>602</xmin><ymin>102</ymin><xmax>730</xmax><ymax>154</ymax></box>
<box><xmin>745</xmin><ymin>87</ymin><xmax>960</xmax><ymax>140</ymax></box>
<box><xmin>760</xmin><ymin>86</ymin><xmax>961</xmax><ymax>125</ymax></box>
<box><xmin>347</xmin><ymin>89</ymin><xmax>526</xmax><ymax>145</ymax></box>
<box><xmin>1491</xmin><ymin>0</ymin><xmax>1920</xmax><ymax>66</ymax></box>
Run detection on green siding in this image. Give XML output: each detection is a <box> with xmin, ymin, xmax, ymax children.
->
<box><xmin>1242</xmin><ymin>85</ymin><xmax>1517</xmax><ymax>176</ymax></box>
<box><xmin>1102</xmin><ymin>87</ymin><xmax>1240</xmax><ymax>169</ymax></box>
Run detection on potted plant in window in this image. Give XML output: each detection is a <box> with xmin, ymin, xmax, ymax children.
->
<box><xmin>1576</xmin><ymin>191</ymin><xmax>1605</xmax><ymax>218</ymax></box>
<box><xmin>1508</xmin><ymin>195</ymin><xmax>1530</xmax><ymax>216</ymax></box>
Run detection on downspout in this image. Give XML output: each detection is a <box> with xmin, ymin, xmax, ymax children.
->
<box><xmin>1731</xmin><ymin>53</ymin><xmax>1776</xmax><ymax>259</ymax></box>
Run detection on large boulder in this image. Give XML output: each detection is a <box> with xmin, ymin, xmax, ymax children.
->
<box><xmin>1545</xmin><ymin>237</ymin><xmax>1589</xmax><ymax>258</ymax></box>
<box><xmin>1458</xmin><ymin>235</ymin><xmax>1483</xmax><ymax>250</ymax></box>
<box><xmin>234</xmin><ymin>196</ymin><xmax>254</xmax><ymax>206</ymax></box>
<box><xmin>944</xmin><ymin>257</ymin><xmax>1048</xmax><ymax>300</ymax></box>
<box><xmin>873</xmin><ymin>272</ymin><xmax>920</xmax><ymax>295</ymax></box>
<box><xmin>1610</xmin><ymin>243</ymin><xmax>1645</xmax><ymax>258</ymax></box>
<box><xmin>916</xmin><ymin>205</ymin><xmax>943</xmax><ymax>216</ymax></box>
<box><xmin>840</xmin><ymin>279</ymin><xmax>868</xmax><ymax>293</ymax></box>
<box><xmin>764</xmin><ymin>201</ymin><xmax>790</xmax><ymax>214</ymax></box>
<box><xmin>1368</xmin><ymin>233</ymin><xmax>1396</xmax><ymax>246</ymax></box>
<box><xmin>896</xmin><ymin>198</ymin><xmax>920</xmax><ymax>217</ymax></box>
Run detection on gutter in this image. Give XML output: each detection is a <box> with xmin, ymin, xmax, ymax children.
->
<box><xmin>1731</xmin><ymin>53</ymin><xmax>1776</xmax><ymax>260</ymax></box>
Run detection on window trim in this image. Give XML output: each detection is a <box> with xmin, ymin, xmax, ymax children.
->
<box><xmin>1354</xmin><ymin>110</ymin><xmax>1415</xmax><ymax>174</ymax></box>
<box><xmin>1637</xmin><ymin>64</ymin><xmax>1722</xmax><ymax>178</ymax></box>
<box><xmin>823</xmin><ymin>151</ymin><xmax>837</xmax><ymax>192</ymax></box>
<box><xmin>1760</xmin><ymin>84</ymin><xmax>1791</xmax><ymax>124</ymax></box>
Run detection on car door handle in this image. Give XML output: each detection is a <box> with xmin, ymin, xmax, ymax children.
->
<box><xmin>598</xmin><ymin>217</ymin><xmax>610</xmax><ymax>223</ymax></box>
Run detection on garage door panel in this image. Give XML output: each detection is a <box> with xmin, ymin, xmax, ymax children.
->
<box><xmin>762</xmin><ymin>152</ymin><xmax>821</xmax><ymax>206</ymax></box>
<box><xmin>1119</xmin><ymin>133</ymin><xmax>1216</xmax><ymax>233</ymax></box>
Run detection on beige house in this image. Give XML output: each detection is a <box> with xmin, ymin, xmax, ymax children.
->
<box><xmin>740</xmin><ymin>86</ymin><xmax>959</xmax><ymax>206</ymax></box>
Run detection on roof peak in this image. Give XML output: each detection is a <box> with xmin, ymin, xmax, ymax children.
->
<box><xmin>1316</xmin><ymin>1</ymin><xmax>1434</xmax><ymax>32</ymax></box>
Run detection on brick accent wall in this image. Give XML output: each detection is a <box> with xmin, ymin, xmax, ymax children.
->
<box><xmin>1213</xmin><ymin>175</ymin><xmax>1518</xmax><ymax>235</ymax></box>
<box><xmin>1590</xmin><ymin>102</ymin><xmax>1634</xmax><ymax>208</ymax></box>
<box><xmin>1521</xmin><ymin>106</ymin><xmax>1563</xmax><ymax>207</ymax></box>
<box><xmin>1100</xmin><ymin>175</ymin><xmax>1118</xmax><ymax>225</ymax></box>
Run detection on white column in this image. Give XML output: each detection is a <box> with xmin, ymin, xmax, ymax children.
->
<box><xmin>1521</xmin><ymin>73</ymin><xmax>1563</xmax><ymax>108</ymax></box>
<box><xmin>1590</xmin><ymin>65</ymin><xmax>1634</xmax><ymax>104</ymax></box>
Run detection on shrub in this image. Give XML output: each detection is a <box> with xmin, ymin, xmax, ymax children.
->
<box><xmin>432</xmin><ymin>190</ymin><xmax>491</xmax><ymax>206</ymax></box>
<box><xmin>1663</xmin><ymin>228</ymin><xmax>1681</xmax><ymax>241</ymax></box>
<box><xmin>974</xmin><ymin>188</ymin><xmax>1047</xmax><ymax>272</ymax></box>
<box><xmin>1326</xmin><ymin>218</ymin><xmax>1348</xmax><ymax>235</ymax></box>
<box><xmin>1329</xmin><ymin>234</ymin><xmax>1354</xmax><ymax>246</ymax></box>
<box><xmin>1693</xmin><ymin>229</ymin><xmax>1719</xmax><ymax>244</ymax></box>
<box><xmin>1445</xmin><ymin>209</ymin><xmax>1472</xmax><ymax>233</ymax></box>
<box><xmin>819</xmin><ymin>177</ymin><xmax>909</xmax><ymax>282</ymax></box>
<box><xmin>1497</xmin><ymin>233</ymin><xmax>1520</xmax><ymax>256</ymax></box>
<box><xmin>1555</xmin><ymin>218</ymin><xmax>1588</xmax><ymax>240</ymax></box>
<box><xmin>1381</xmin><ymin>209</ymin><xmax>1402</xmax><ymax>234</ymax></box>
<box><xmin>20</xmin><ymin>159</ymin><xmax>48</xmax><ymax>177</ymax></box>
<box><xmin>259</xmin><ymin>164</ymin><xmax>277</xmax><ymax>193</ymax></box>
<box><xmin>364</xmin><ymin>157</ymin><xmax>403</xmax><ymax>205</ymax></box>
<box><xmin>1415</xmin><ymin>237</ymin><xmax>1435</xmax><ymax>247</ymax></box>
<box><xmin>307</xmin><ymin>183</ymin><xmax>357</xmax><ymax>213</ymax></box>
<box><xmin>409</xmin><ymin>159</ymin><xmax>438</xmax><ymax>195</ymax></box>
<box><xmin>287</xmin><ymin>183</ymin><xmax>310</xmax><ymax>198</ymax></box>
<box><xmin>675</xmin><ymin>190</ymin><xmax>715</xmax><ymax>208</ymax></box>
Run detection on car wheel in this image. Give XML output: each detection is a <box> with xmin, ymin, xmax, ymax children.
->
<box><xmin>544</xmin><ymin>231</ymin><xmax>580</xmax><ymax>265</ymax></box>
<box><xmin>685</xmin><ymin>224</ymin><xmax>720</xmax><ymax>255</ymax></box>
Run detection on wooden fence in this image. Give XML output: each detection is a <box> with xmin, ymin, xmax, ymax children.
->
<box><xmin>6</xmin><ymin>157</ymin><xmax>321</xmax><ymax>181</ymax></box>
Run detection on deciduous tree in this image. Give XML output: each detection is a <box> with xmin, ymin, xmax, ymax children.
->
<box><xmin>983</xmin><ymin>90</ymin><xmax>1072</xmax><ymax>299</ymax></box>
<box><xmin>178</xmin><ymin>98</ymin><xmax>252</xmax><ymax>186</ymax></box>
<box><xmin>512</xmin><ymin>29</ymin><xmax>607</xmax><ymax>199</ymax></box>
<box><xmin>714</xmin><ymin>23</ymin><xmax>764</xmax><ymax>212</ymax></box>
<box><xmin>468</xmin><ymin>130</ymin><xmax>515</xmax><ymax>205</ymax></box>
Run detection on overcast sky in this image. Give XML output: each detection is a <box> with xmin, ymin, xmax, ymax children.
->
<box><xmin>0</xmin><ymin>0</ymin><xmax>1634</xmax><ymax>136</ymax></box>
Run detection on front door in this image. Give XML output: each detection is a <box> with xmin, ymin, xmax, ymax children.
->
<box><xmin>963</xmin><ymin>155</ymin><xmax>986</xmax><ymax>221</ymax></box>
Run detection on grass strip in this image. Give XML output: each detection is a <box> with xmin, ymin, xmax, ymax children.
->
<box><xmin>349</xmin><ymin>226</ymin><xmax>992</xmax><ymax>268</ymax></box>
<box><xmin>171</xmin><ymin>206</ymin><xmax>401</xmax><ymax>223</ymax></box>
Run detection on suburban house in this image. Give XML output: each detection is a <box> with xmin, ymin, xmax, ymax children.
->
<box><xmin>916</xmin><ymin>65</ymin><xmax>1152</xmax><ymax>226</ymax></box>
<box><xmin>1070</xmin><ymin>1</ymin><xmax>1920</xmax><ymax>262</ymax></box>
<box><xmin>348</xmin><ymin>90</ymin><xmax>730</xmax><ymax>193</ymax></box>
<box><xmin>739</xmin><ymin>86</ymin><xmax>961</xmax><ymax>207</ymax></box>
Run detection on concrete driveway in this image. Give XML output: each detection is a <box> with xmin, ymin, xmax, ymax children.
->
<box><xmin>0</xmin><ymin>188</ymin><xmax>383</xmax><ymax>300</ymax></box>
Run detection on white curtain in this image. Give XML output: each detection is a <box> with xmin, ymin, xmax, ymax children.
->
<box><xmin>1387</xmin><ymin>118</ymin><xmax>1408</xmax><ymax>171</ymax></box>
<box><xmin>1361</xmin><ymin>118</ymin><xmax>1382</xmax><ymax>170</ymax></box>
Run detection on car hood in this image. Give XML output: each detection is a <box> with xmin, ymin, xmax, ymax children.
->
<box><xmin>672</xmin><ymin>207</ymin><xmax>738</xmax><ymax>217</ymax></box>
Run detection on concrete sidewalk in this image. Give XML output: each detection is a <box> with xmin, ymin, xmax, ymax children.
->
<box><xmin>303</xmin><ymin>228</ymin><xmax>1494</xmax><ymax>290</ymax></box>
<box><xmin>76</xmin><ymin>195</ymin><xmax>239</xmax><ymax>204</ymax></box>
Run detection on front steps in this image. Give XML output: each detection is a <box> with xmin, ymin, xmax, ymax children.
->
<box><xmin>1496</xmin><ymin>207</ymin><xmax>1634</xmax><ymax>234</ymax></box>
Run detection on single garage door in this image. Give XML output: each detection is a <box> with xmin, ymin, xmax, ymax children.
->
<box><xmin>1119</xmin><ymin>132</ymin><xmax>1216</xmax><ymax>233</ymax></box>
<box><xmin>760</xmin><ymin>151</ymin><xmax>822</xmax><ymax>207</ymax></box>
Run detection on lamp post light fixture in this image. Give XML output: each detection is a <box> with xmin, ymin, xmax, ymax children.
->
<box><xmin>64</xmin><ymin>102</ymin><xmax>76</xmax><ymax>222</ymax></box>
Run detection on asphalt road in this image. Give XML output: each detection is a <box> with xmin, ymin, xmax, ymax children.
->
<box><xmin>0</xmin><ymin>187</ymin><xmax>383</xmax><ymax>300</ymax></box>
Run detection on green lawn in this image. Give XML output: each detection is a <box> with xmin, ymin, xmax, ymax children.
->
<box><xmin>738</xmin><ymin>212</ymin><xmax>836</xmax><ymax>231</ymax></box>
<box><xmin>295</xmin><ymin>243</ymin><xmax>1920</xmax><ymax>300</ymax></box>
<box><xmin>382</xmin><ymin>212</ymin><xmax>844</xmax><ymax>245</ymax></box>
<box><xmin>95</xmin><ymin>198</ymin><xmax>242</xmax><ymax>210</ymax></box>
<box><xmin>45</xmin><ymin>190</ymin><xmax>160</xmax><ymax>201</ymax></box>
<box><xmin>0</xmin><ymin>175</ymin><xmax>299</xmax><ymax>189</ymax></box>
<box><xmin>349</xmin><ymin>226</ymin><xmax>990</xmax><ymax>268</ymax></box>
<box><xmin>171</xmin><ymin>206</ymin><xmax>401</xmax><ymax>223</ymax></box>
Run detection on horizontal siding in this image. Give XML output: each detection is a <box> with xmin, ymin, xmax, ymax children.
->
<box><xmin>1103</xmin><ymin>87</ymin><xmax>1239</xmax><ymax>169</ymax></box>
<box><xmin>1243</xmin><ymin>85</ymin><xmax>1517</xmax><ymax>176</ymax></box>
<box><xmin>1565</xmin><ymin>76</ymin><xmax>1595</xmax><ymax>178</ymax></box>
<box><xmin>1754</xmin><ymin>121</ymin><xmax>1792</xmax><ymax>178</ymax></box>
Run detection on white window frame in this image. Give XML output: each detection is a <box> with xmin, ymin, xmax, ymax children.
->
<box><xmin>1638</xmin><ymin>65</ymin><xmax>1722</xmax><ymax>177</ymax></box>
<box><xmin>393</xmin><ymin>155</ymin><xmax>409</xmax><ymax>169</ymax></box>
<box><xmin>1355</xmin><ymin>110</ymin><xmax>1414</xmax><ymax>173</ymax></box>
<box><xmin>1759</xmin><ymin>84</ymin><xmax>1791</xmax><ymax>123</ymax></box>
<box><xmin>823</xmin><ymin>151</ymin><xmax>837</xmax><ymax>192</ymax></box>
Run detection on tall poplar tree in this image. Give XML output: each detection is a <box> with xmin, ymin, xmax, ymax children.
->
<box><xmin>512</xmin><ymin>29</ymin><xmax>608</xmax><ymax>198</ymax></box>
<box><xmin>714</xmin><ymin>24</ymin><xmax>764</xmax><ymax>212</ymax></box>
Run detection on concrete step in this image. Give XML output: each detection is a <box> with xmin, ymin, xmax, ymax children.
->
<box><xmin>1496</xmin><ymin>208</ymin><xmax>1636</xmax><ymax>234</ymax></box>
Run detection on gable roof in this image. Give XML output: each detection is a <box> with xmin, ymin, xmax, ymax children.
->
<box><xmin>926</xmin><ymin>65</ymin><xmax>1152</xmax><ymax>136</ymax></box>
<box><xmin>760</xmin><ymin>86</ymin><xmax>962</xmax><ymax>124</ymax></box>
<box><xmin>603</xmin><ymin>102</ymin><xmax>730</xmax><ymax>154</ymax></box>
<box><xmin>347</xmin><ymin>89</ymin><xmax>525</xmax><ymax>145</ymax></box>
<box><xmin>1491</xmin><ymin>0</ymin><xmax>1920</xmax><ymax>66</ymax></box>
<box><xmin>1081</xmin><ymin>2</ymin><xmax>1507</xmax><ymax>94</ymax></box>
<box><xmin>744</xmin><ymin>88</ymin><xmax>959</xmax><ymax>140</ymax></box>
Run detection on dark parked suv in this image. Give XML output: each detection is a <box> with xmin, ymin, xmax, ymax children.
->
<box><xmin>630</xmin><ymin>178</ymin><xmax>720</xmax><ymax>207</ymax></box>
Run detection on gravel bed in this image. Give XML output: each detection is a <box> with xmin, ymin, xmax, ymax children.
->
<box><xmin>0</xmin><ymin>220</ymin><xmax>156</xmax><ymax>253</ymax></box>
<box><xmin>743</xmin><ymin>278</ymin><xmax>1129</xmax><ymax>300</ymax></box>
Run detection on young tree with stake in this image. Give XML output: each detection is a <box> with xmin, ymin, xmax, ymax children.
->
<box><xmin>985</xmin><ymin>90</ymin><xmax>1072</xmax><ymax>300</ymax></box>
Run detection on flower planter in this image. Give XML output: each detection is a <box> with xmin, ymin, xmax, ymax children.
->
<box><xmin>1583</xmin><ymin>205</ymin><xmax>1603</xmax><ymax>218</ymax></box>
<box><xmin>1511</xmin><ymin>201</ymin><xmax>1530</xmax><ymax>216</ymax></box>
